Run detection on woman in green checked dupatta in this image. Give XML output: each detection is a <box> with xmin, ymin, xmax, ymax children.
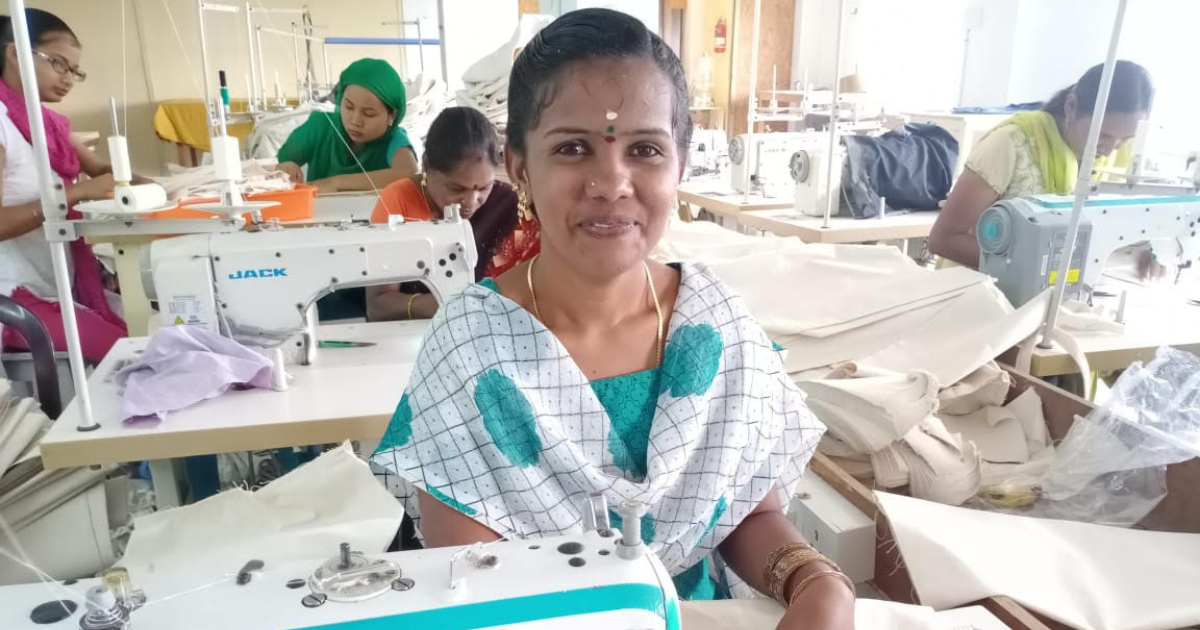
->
<box><xmin>275</xmin><ymin>58</ymin><xmax>417</xmax><ymax>193</ymax></box>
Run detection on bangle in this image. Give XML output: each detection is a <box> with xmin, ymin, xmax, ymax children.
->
<box><xmin>787</xmin><ymin>570</ymin><xmax>856</xmax><ymax>607</ymax></box>
<box><xmin>763</xmin><ymin>542</ymin><xmax>837</xmax><ymax>605</ymax></box>
<box><xmin>406</xmin><ymin>294</ymin><xmax>419</xmax><ymax>320</ymax></box>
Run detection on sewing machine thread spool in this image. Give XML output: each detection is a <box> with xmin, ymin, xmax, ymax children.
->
<box><xmin>616</xmin><ymin>500</ymin><xmax>647</xmax><ymax>560</ymax></box>
<box><xmin>79</xmin><ymin>586</ymin><xmax>130</xmax><ymax>630</ymax></box>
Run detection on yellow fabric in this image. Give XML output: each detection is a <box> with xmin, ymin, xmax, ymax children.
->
<box><xmin>1093</xmin><ymin>141</ymin><xmax>1134</xmax><ymax>181</ymax></box>
<box><xmin>152</xmin><ymin>99</ymin><xmax>292</xmax><ymax>152</ymax></box>
<box><xmin>1004</xmin><ymin>111</ymin><xmax>1076</xmax><ymax>194</ymax></box>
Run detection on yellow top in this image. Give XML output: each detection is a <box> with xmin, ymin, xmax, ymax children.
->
<box><xmin>152</xmin><ymin>99</ymin><xmax>264</xmax><ymax>152</ymax></box>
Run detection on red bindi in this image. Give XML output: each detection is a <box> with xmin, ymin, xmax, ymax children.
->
<box><xmin>604</xmin><ymin>136</ymin><xmax>616</xmax><ymax>143</ymax></box>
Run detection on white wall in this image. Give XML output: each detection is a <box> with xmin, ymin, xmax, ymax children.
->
<box><xmin>1005</xmin><ymin>0</ymin><xmax>1115</xmax><ymax>104</ymax></box>
<box><xmin>440</xmin><ymin>0</ymin><xmax>518</xmax><ymax>88</ymax></box>
<box><xmin>539</xmin><ymin>0</ymin><xmax>660</xmax><ymax>32</ymax></box>
<box><xmin>958</xmin><ymin>0</ymin><xmax>1019</xmax><ymax>108</ymax></box>
<box><xmin>791</xmin><ymin>0</ymin><xmax>964</xmax><ymax>111</ymax></box>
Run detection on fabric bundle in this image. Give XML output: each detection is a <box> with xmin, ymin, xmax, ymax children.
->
<box><xmin>454</xmin><ymin>14</ymin><xmax>554</xmax><ymax>132</ymax></box>
<box><xmin>154</xmin><ymin>158</ymin><xmax>293</xmax><ymax>201</ymax></box>
<box><xmin>116</xmin><ymin>326</ymin><xmax>278</xmax><ymax>423</ymax></box>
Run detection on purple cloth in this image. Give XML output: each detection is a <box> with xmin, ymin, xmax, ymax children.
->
<box><xmin>117</xmin><ymin>326</ymin><xmax>275</xmax><ymax>423</ymax></box>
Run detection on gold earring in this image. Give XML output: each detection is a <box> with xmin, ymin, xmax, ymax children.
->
<box><xmin>517</xmin><ymin>186</ymin><xmax>532</xmax><ymax>220</ymax></box>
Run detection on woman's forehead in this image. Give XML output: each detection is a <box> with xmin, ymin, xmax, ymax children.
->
<box><xmin>37</xmin><ymin>34</ymin><xmax>80</xmax><ymax>60</ymax></box>
<box><xmin>343</xmin><ymin>84</ymin><xmax>385</xmax><ymax>108</ymax></box>
<box><xmin>536</xmin><ymin>58</ymin><xmax>674</xmax><ymax>130</ymax></box>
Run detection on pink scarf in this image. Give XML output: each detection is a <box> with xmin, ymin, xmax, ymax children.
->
<box><xmin>0</xmin><ymin>80</ymin><xmax>123</xmax><ymax>329</ymax></box>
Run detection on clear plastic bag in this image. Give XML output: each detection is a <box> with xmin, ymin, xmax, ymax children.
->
<box><xmin>978</xmin><ymin>346</ymin><xmax>1200</xmax><ymax>526</ymax></box>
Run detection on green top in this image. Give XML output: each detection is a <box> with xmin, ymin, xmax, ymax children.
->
<box><xmin>476</xmin><ymin>278</ymin><xmax>723</xmax><ymax>600</ymax></box>
<box><xmin>276</xmin><ymin>58</ymin><xmax>413</xmax><ymax>181</ymax></box>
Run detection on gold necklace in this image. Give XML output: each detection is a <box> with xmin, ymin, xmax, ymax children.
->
<box><xmin>526</xmin><ymin>255</ymin><xmax>664</xmax><ymax>367</ymax></box>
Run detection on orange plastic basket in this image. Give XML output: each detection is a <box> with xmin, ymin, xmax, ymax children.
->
<box><xmin>150</xmin><ymin>184</ymin><xmax>316</xmax><ymax>223</ymax></box>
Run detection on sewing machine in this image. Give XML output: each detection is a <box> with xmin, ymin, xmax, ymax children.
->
<box><xmin>790</xmin><ymin>145</ymin><xmax>845</xmax><ymax>217</ymax></box>
<box><xmin>729</xmin><ymin>132</ymin><xmax>824</xmax><ymax>197</ymax></box>
<box><xmin>978</xmin><ymin>194</ymin><xmax>1200</xmax><ymax>306</ymax></box>
<box><xmin>142</xmin><ymin>214</ymin><xmax>477</xmax><ymax>364</ymax></box>
<box><xmin>0</xmin><ymin>502</ymin><xmax>680</xmax><ymax>630</ymax></box>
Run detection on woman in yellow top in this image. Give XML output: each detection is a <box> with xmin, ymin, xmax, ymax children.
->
<box><xmin>930</xmin><ymin>61</ymin><xmax>1154</xmax><ymax>269</ymax></box>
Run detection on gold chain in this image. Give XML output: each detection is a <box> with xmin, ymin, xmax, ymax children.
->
<box><xmin>526</xmin><ymin>255</ymin><xmax>664</xmax><ymax>366</ymax></box>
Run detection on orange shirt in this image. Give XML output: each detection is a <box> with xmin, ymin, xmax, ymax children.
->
<box><xmin>370</xmin><ymin>178</ymin><xmax>433</xmax><ymax>224</ymax></box>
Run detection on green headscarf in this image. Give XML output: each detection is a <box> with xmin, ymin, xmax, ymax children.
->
<box><xmin>277</xmin><ymin>58</ymin><xmax>410</xmax><ymax>182</ymax></box>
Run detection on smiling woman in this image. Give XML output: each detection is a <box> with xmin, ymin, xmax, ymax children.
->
<box><xmin>371</xmin><ymin>9</ymin><xmax>853</xmax><ymax>630</ymax></box>
<box><xmin>274</xmin><ymin>58</ymin><xmax>418</xmax><ymax>193</ymax></box>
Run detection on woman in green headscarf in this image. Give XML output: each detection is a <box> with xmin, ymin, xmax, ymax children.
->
<box><xmin>930</xmin><ymin>60</ymin><xmax>1155</xmax><ymax>270</ymax></box>
<box><xmin>276</xmin><ymin>58</ymin><xmax>417</xmax><ymax>193</ymax></box>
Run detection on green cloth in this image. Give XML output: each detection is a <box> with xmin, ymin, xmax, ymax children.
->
<box><xmin>277</xmin><ymin>58</ymin><xmax>411</xmax><ymax>181</ymax></box>
<box><xmin>476</xmin><ymin>277</ymin><xmax>722</xmax><ymax>600</ymax></box>
<box><xmin>1006</xmin><ymin>111</ymin><xmax>1077</xmax><ymax>194</ymax></box>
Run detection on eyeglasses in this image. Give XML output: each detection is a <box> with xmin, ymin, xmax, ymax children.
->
<box><xmin>34</xmin><ymin>50</ymin><xmax>87</xmax><ymax>82</ymax></box>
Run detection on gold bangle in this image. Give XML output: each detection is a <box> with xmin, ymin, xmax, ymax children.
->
<box><xmin>787</xmin><ymin>569</ymin><xmax>856</xmax><ymax>608</ymax></box>
<box><xmin>763</xmin><ymin>543</ymin><xmax>836</xmax><ymax>605</ymax></box>
<box><xmin>406</xmin><ymin>294</ymin><xmax>419</xmax><ymax>320</ymax></box>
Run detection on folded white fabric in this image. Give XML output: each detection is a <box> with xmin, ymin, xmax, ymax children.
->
<box><xmin>940</xmin><ymin>406</ymin><xmax>1031</xmax><ymax>465</ymax></box>
<box><xmin>1003</xmin><ymin>387</ymin><xmax>1050</xmax><ymax>454</ymax></box>
<box><xmin>938</xmin><ymin>362</ymin><xmax>1011</xmax><ymax>415</ymax></box>
<box><xmin>797</xmin><ymin>370</ymin><xmax>940</xmax><ymax>454</ymax></box>
<box><xmin>871</xmin><ymin>444</ymin><xmax>912</xmax><ymax>489</ymax></box>
<box><xmin>1059</xmin><ymin>299</ymin><xmax>1125</xmax><ymax>334</ymax></box>
<box><xmin>655</xmin><ymin>221</ymin><xmax>991</xmax><ymax>338</ymax></box>
<box><xmin>862</xmin><ymin>286</ymin><xmax>1050</xmax><ymax>386</ymax></box>
<box><xmin>900</xmin><ymin>416</ymin><xmax>981</xmax><ymax>506</ymax></box>
<box><xmin>877</xmin><ymin>491</ymin><xmax>1200</xmax><ymax>630</ymax></box>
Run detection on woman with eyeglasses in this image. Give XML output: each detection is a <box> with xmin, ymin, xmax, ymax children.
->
<box><xmin>0</xmin><ymin>9</ymin><xmax>131</xmax><ymax>363</ymax></box>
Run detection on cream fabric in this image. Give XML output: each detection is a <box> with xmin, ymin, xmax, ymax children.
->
<box><xmin>655</xmin><ymin>221</ymin><xmax>989</xmax><ymax>338</ymax></box>
<box><xmin>681</xmin><ymin>598</ymin><xmax>941</xmax><ymax>630</ymax></box>
<box><xmin>877</xmin><ymin>491</ymin><xmax>1200</xmax><ymax>630</ymax></box>
<box><xmin>938</xmin><ymin>362</ymin><xmax>1012</xmax><ymax>415</ymax></box>
<box><xmin>941</xmin><ymin>407</ymin><xmax>1031</xmax><ymax>465</ymax></box>
<box><xmin>862</xmin><ymin>286</ymin><xmax>1051</xmax><ymax>386</ymax></box>
<box><xmin>797</xmin><ymin>371</ymin><xmax>940</xmax><ymax>454</ymax></box>
<box><xmin>900</xmin><ymin>417</ymin><xmax>981</xmax><ymax>506</ymax></box>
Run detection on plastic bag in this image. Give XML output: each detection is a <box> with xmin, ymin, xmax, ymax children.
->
<box><xmin>978</xmin><ymin>346</ymin><xmax>1200</xmax><ymax>526</ymax></box>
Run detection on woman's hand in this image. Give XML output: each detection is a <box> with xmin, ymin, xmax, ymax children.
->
<box><xmin>408</xmin><ymin>293</ymin><xmax>439</xmax><ymax>319</ymax></box>
<box><xmin>276</xmin><ymin>161</ymin><xmax>304</xmax><ymax>184</ymax></box>
<box><xmin>66</xmin><ymin>173</ymin><xmax>115</xmax><ymax>204</ymax></box>
<box><xmin>775</xmin><ymin>573</ymin><xmax>855</xmax><ymax>630</ymax></box>
<box><xmin>310</xmin><ymin>177</ymin><xmax>341</xmax><ymax>194</ymax></box>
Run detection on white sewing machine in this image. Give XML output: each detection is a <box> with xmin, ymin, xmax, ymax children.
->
<box><xmin>142</xmin><ymin>214</ymin><xmax>477</xmax><ymax>364</ymax></box>
<box><xmin>0</xmin><ymin>502</ymin><xmax>680</xmax><ymax>630</ymax></box>
<box><xmin>729</xmin><ymin>132</ymin><xmax>824</xmax><ymax>197</ymax></box>
<box><xmin>978</xmin><ymin>193</ymin><xmax>1200</xmax><ymax>306</ymax></box>
<box><xmin>790</xmin><ymin>145</ymin><xmax>845</xmax><ymax>217</ymax></box>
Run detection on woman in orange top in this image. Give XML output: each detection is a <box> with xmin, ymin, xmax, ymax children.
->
<box><xmin>368</xmin><ymin>107</ymin><xmax>539</xmax><ymax>320</ymax></box>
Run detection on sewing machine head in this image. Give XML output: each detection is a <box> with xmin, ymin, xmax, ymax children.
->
<box><xmin>141</xmin><ymin>214</ymin><xmax>478</xmax><ymax>362</ymax></box>
<box><xmin>978</xmin><ymin>194</ymin><xmax>1200</xmax><ymax>306</ymax></box>
<box><xmin>0</xmin><ymin>531</ymin><xmax>679</xmax><ymax>630</ymax></box>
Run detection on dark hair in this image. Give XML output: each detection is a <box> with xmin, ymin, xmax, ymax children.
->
<box><xmin>0</xmin><ymin>9</ymin><xmax>80</xmax><ymax>75</ymax></box>
<box><xmin>1043</xmin><ymin>60</ymin><xmax>1154</xmax><ymax>119</ymax></box>
<box><xmin>506</xmin><ymin>8</ymin><xmax>692</xmax><ymax>164</ymax></box>
<box><xmin>424</xmin><ymin>106</ymin><xmax>502</xmax><ymax>173</ymax></box>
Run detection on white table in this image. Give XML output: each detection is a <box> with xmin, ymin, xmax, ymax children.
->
<box><xmin>677</xmin><ymin>180</ymin><xmax>794</xmax><ymax>226</ymax></box>
<box><xmin>1028</xmin><ymin>286</ymin><xmax>1200</xmax><ymax>377</ymax></box>
<box><xmin>737</xmin><ymin>209</ymin><xmax>940</xmax><ymax>252</ymax></box>
<box><xmin>41</xmin><ymin>321</ymin><xmax>424</xmax><ymax>507</ymax></box>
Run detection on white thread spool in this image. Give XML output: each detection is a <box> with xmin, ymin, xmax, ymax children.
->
<box><xmin>114</xmin><ymin>184</ymin><xmax>167</xmax><ymax>212</ymax></box>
